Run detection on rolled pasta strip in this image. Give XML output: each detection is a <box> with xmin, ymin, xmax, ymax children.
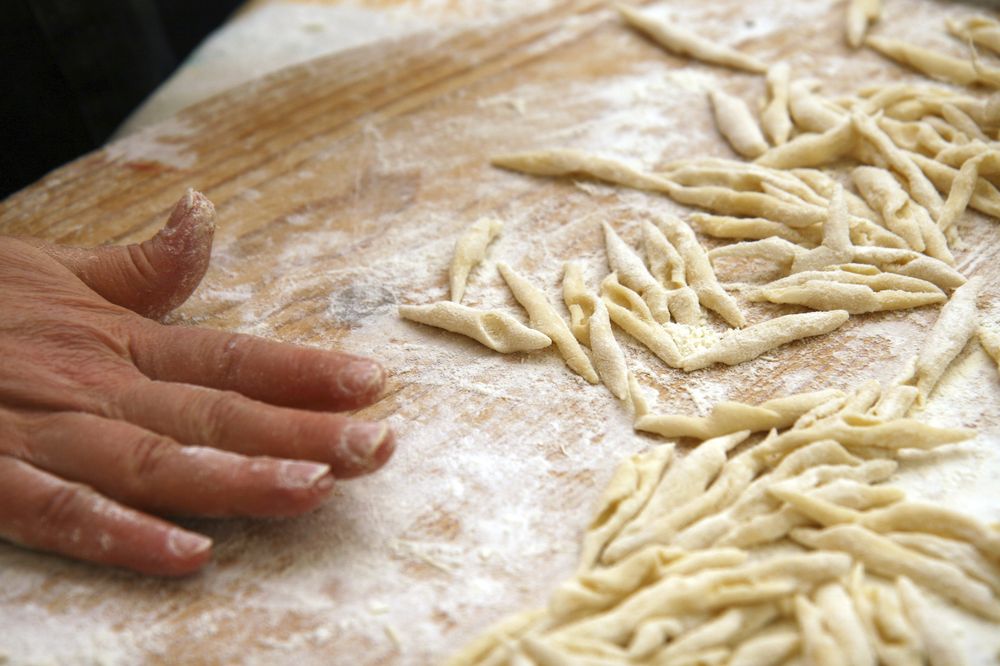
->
<box><xmin>399</xmin><ymin>302</ymin><xmax>551</xmax><ymax>353</ymax></box>
<box><xmin>659</xmin><ymin>180</ymin><xmax>830</xmax><ymax>226</ymax></box>
<box><xmin>650</xmin><ymin>605</ymin><xmax>777</xmax><ymax>662</ymax></box>
<box><xmin>710</xmin><ymin>90</ymin><xmax>769</xmax><ymax>158</ymax></box>
<box><xmin>853</xmin><ymin>113</ymin><xmax>946</xmax><ymax>224</ymax></box>
<box><xmin>795</xmin><ymin>594</ymin><xmax>848</xmax><ymax>666</ymax></box>
<box><xmin>860</xmin><ymin>500</ymin><xmax>1000</xmax><ymax>562</ymax></box>
<box><xmin>871</xmin><ymin>384</ymin><xmax>919</xmax><ymax>420</ymax></box>
<box><xmin>576</xmin><ymin>444</ymin><xmax>675</xmax><ymax>572</ymax></box>
<box><xmin>563</xmin><ymin>262</ymin><xmax>629</xmax><ymax>399</ymax></box>
<box><xmin>755</xmin><ymin>116</ymin><xmax>856</xmax><ymax>169</ymax></box>
<box><xmin>491</xmin><ymin>149</ymin><xmax>670</xmax><ymax>192</ymax></box>
<box><xmin>603</xmin><ymin>223</ymin><xmax>671</xmax><ymax>323</ymax></box>
<box><xmin>897</xmin><ymin>534</ymin><xmax>1000</xmax><ymax>601</ymax></box>
<box><xmin>498</xmin><ymin>262</ymin><xmax>599</xmax><ymax>383</ymax></box>
<box><xmin>941</xmin><ymin>103</ymin><xmax>990</xmax><ymax>141</ymax></box>
<box><xmin>912</xmin><ymin>277</ymin><xmax>981</xmax><ymax>401</ymax></box>
<box><xmin>752</xmin><ymin>275</ymin><xmax>946</xmax><ymax>313</ymax></box>
<box><xmin>641</xmin><ymin>220</ymin><xmax>702</xmax><ymax>324</ymax></box>
<box><xmin>752</xmin><ymin>414</ymin><xmax>973</xmax><ymax>463</ymax></box>
<box><xmin>636</xmin><ymin>389</ymin><xmax>842</xmax><ymax>440</ymax></box>
<box><xmin>789</xmin><ymin>79</ymin><xmax>845</xmax><ymax>132</ymax></box>
<box><xmin>617</xmin><ymin>4</ymin><xmax>767</xmax><ymax>73</ymax></box>
<box><xmin>981</xmin><ymin>326</ymin><xmax>1000</xmax><ymax>368</ymax></box>
<box><xmin>762</xmin><ymin>63</ymin><xmax>793</xmax><ymax>145</ymax></box>
<box><xmin>682</xmin><ymin>310</ymin><xmax>849</xmax><ymax>372</ymax></box>
<box><xmin>728</xmin><ymin>625</ymin><xmax>799</xmax><ymax>666</ymax></box>
<box><xmin>896</xmin><ymin>577</ymin><xmax>967</xmax><ymax>666</ymax></box>
<box><xmin>910</xmin><ymin>150</ymin><xmax>1000</xmax><ymax>219</ymax></box>
<box><xmin>601</xmin><ymin>273</ymin><xmax>683</xmax><ymax>367</ymax></box>
<box><xmin>850</xmin><ymin>246</ymin><xmax>966</xmax><ymax>290</ymax></box>
<box><xmin>939</xmin><ymin>154</ymin><xmax>986</xmax><ymax>233</ymax></box>
<box><xmin>791</xmin><ymin>525</ymin><xmax>1000</xmax><ymax>620</ymax></box>
<box><xmin>449</xmin><ymin>218</ymin><xmax>502</xmax><ymax>302</ymax></box>
<box><xmin>948</xmin><ymin>16</ymin><xmax>1000</xmax><ymax>56</ymax></box>
<box><xmin>845</xmin><ymin>0</ymin><xmax>881</xmax><ymax>48</ymax></box>
<box><xmin>815</xmin><ymin>582</ymin><xmax>877</xmax><ymax>666</ymax></box>
<box><xmin>690</xmin><ymin>212</ymin><xmax>818</xmax><ymax>244</ymax></box>
<box><xmin>655</xmin><ymin>215</ymin><xmax>746</xmax><ymax>327</ymax></box>
<box><xmin>557</xmin><ymin>552</ymin><xmax>851</xmax><ymax>645</ymax></box>
<box><xmin>789</xmin><ymin>184</ymin><xmax>853</xmax><ymax>273</ymax></box>
<box><xmin>865</xmin><ymin>35</ymin><xmax>995</xmax><ymax>88</ymax></box>
<box><xmin>852</xmin><ymin>166</ymin><xmax>930</xmax><ymax>253</ymax></box>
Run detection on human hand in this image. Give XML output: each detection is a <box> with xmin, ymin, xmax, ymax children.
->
<box><xmin>0</xmin><ymin>191</ymin><xmax>394</xmax><ymax>576</ymax></box>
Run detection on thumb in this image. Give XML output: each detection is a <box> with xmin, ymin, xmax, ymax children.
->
<box><xmin>38</xmin><ymin>190</ymin><xmax>216</xmax><ymax>319</ymax></box>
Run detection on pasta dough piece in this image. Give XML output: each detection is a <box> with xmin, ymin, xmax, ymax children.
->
<box><xmin>789</xmin><ymin>79</ymin><xmax>844</xmax><ymax>133</ymax></box>
<box><xmin>601</xmin><ymin>273</ymin><xmax>683</xmax><ymax>367</ymax></box>
<box><xmin>449</xmin><ymin>218</ymin><xmax>502</xmax><ymax>302</ymax></box>
<box><xmin>682</xmin><ymin>310</ymin><xmax>849</xmax><ymax>372</ymax></box>
<box><xmin>850</xmin><ymin>246</ymin><xmax>965</xmax><ymax>290</ymax></box>
<box><xmin>562</xmin><ymin>262</ymin><xmax>629</xmax><ymax>399</ymax></box>
<box><xmin>846</xmin><ymin>0</ymin><xmax>881</xmax><ymax>48</ymax></box>
<box><xmin>728</xmin><ymin>625</ymin><xmax>799</xmax><ymax>666</ymax></box>
<box><xmin>911</xmin><ymin>277</ymin><xmax>981</xmax><ymax>401</ymax></box>
<box><xmin>752</xmin><ymin>414</ymin><xmax>973</xmax><ymax>464</ymax></box>
<box><xmin>795</xmin><ymin>594</ymin><xmax>847</xmax><ymax>666</ymax></box>
<box><xmin>650</xmin><ymin>605</ymin><xmax>777</xmax><ymax>662</ymax></box>
<box><xmin>939</xmin><ymin>154</ymin><xmax>987</xmax><ymax>233</ymax></box>
<box><xmin>852</xmin><ymin>166</ymin><xmax>939</xmax><ymax>256</ymax></box>
<box><xmin>577</xmin><ymin>444</ymin><xmax>675</xmax><ymax>571</ymax></box>
<box><xmin>655</xmin><ymin>215</ymin><xmax>746</xmax><ymax>327</ymax></box>
<box><xmin>755</xmin><ymin>116</ymin><xmax>855</xmax><ymax>169</ymax></box>
<box><xmin>852</xmin><ymin>114</ymin><xmax>946</xmax><ymax>225</ymax></box>
<box><xmin>815</xmin><ymin>582</ymin><xmax>877</xmax><ymax>666</ymax></box>
<box><xmin>498</xmin><ymin>263</ymin><xmax>599</xmax><ymax>383</ymax></box>
<box><xmin>710</xmin><ymin>90</ymin><xmax>769</xmax><ymax>158</ymax></box>
<box><xmin>603</xmin><ymin>223</ymin><xmax>671</xmax><ymax>323</ymax></box>
<box><xmin>751</xmin><ymin>268</ymin><xmax>946</xmax><ymax>314</ymax></box>
<box><xmin>691</xmin><ymin>212</ymin><xmax>817</xmax><ymax>244</ymax></box>
<box><xmin>889</xmin><ymin>532</ymin><xmax>1000</xmax><ymax>596</ymax></box>
<box><xmin>791</xmin><ymin>525</ymin><xmax>1000</xmax><ymax>620</ymax></box>
<box><xmin>636</xmin><ymin>389</ymin><xmax>842</xmax><ymax>440</ymax></box>
<box><xmin>399</xmin><ymin>302</ymin><xmax>551</xmax><ymax>353</ymax></box>
<box><xmin>491</xmin><ymin>149</ymin><xmax>670</xmax><ymax>192</ymax></box>
<box><xmin>910</xmin><ymin>150</ymin><xmax>1000</xmax><ymax>219</ymax></box>
<box><xmin>617</xmin><ymin>5</ymin><xmax>768</xmax><ymax>73</ymax></box>
<box><xmin>981</xmin><ymin>326</ymin><xmax>1000</xmax><ymax>368</ymax></box>
<box><xmin>641</xmin><ymin>220</ymin><xmax>702</xmax><ymax>324</ymax></box>
<box><xmin>789</xmin><ymin>184</ymin><xmax>853</xmax><ymax>273</ymax></box>
<box><xmin>895</xmin><ymin>577</ymin><xmax>967</xmax><ymax>666</ymax></box>
<box><xmin>762</xmin><ymin>63</ymin><xmax>793</xmax><ymax>145</ymax></box>
<box><xmin>661</xmin><ymin>180</ymin><xmax>831</xmax><ymax>226</ymax></box>
<box><xmin>865</xmin><ymin>36</ymin><xmax>991</xmax><ymax>87</ymax></box>
<box><xmin>948</xmin><ymin>16</ymin><xmax>1000</xmax><ymax>56</ymax></box>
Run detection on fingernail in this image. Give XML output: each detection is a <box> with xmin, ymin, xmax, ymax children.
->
<box><xmin>279</xmin><ymin>461</ymin><xmax>332</xmax><ymax>489</ymax></box>
<box><xmin>167</xmin><ymin>530</ymin><xmax>212</xmax><ymax>558</ymax></box>
<box><xmin>337</xmin><ymin>360</ymin><xmax>385</xmax><ymax>398</ymax></box>
<box><xmin>341</xmin><ymin>422</ymin><xmax>390</xmax><ymax>470</ymax></box>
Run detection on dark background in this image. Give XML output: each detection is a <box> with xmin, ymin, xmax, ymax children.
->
<box><xmin>1</xmin><ymin>0</ymin><xmax>244</xmax><ymax>199</ymax></box>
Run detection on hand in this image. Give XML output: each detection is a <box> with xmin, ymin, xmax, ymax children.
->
<box><xmin>0</xmin><ymin>191</ymin><xmax>394</xmax><ymax>576</ymax></box>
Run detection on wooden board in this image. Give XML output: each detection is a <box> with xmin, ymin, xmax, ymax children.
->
<box><xmin>2</xmin><ymin>0</ymin><xmax>1000</xmax><ymax>663</ymax></box>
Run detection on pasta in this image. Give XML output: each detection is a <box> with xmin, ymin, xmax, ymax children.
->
<box><xmin>398</xmin><ymin>301</ymin><xmax>551</xmax><ymax>353</ymax></box>
<box><xmin>709</xmin><ymin>90</ymin><xmax>769</xmax><ymax>158</ymax></box>
<box><xmin>981</xmin><ymin>326</ymin><xmax>1000</xmax><ymax>368</ymax></box>
<box><xmin>563</xmin><ymin>261</ymin><xmax>630</xmax><ymax>399</ymax></box>
<box><xmin>865</xmin><ymin>35</ymin><xmax>988</xmax><ymax>87</ymax></box>
<box><xmin>911</xmin><ymin>277</ymin><xmax>982</xmax><ymax>401</ymax></box>
<box><xmin>755</xmin><ymin>116</ymin><xmax>855</xmax><ymax>169</ymax></box>
<box><xmin>449</xmin><ymin>218</ymin><xmax>502</xmax><ymax>302</ymax></box>
<box><xmin>682</xmin><ymin>310</ymin><xmax>849</xmax><ymax>371</ymax></box>
<box><xmin>640</xmin><ymin>220</ymin><xmax>702</xmax><ymax>324</ymax></box>
<box><xmin>845</xmin><ymin>0</ymin><xmax>881</xmax><ymax>49</ymax></box>
<box><xmin>617</xmin><ymin>5</ymin><xmax>768</xmax><ymax>73</ymax></box>
<box><xmin>761</xmin><ymin>63</ymin><xmax>793</xmax><ymax>145</ymax></box>
<box><xmin>603</xmin><ymin>222</ymin><xmax>672</xmax><ymax>323</ymax></box>
<box><xmin>896</xmin><ymin>577</ymin><xmax>967</xmax><ymax>666</ymax></box>
<box><xmin>492</xmin><ymin>149</ymin><xmax>670</xmax><ymax>192</ymax></box>
<box><xmin>498</xmin><ymin>262</ymin><xmax>600</xmax><ymax>383</ymax></box>
<box><xmin>654</xmin><ymin>214</ymin><xmax>746</xmax><ymax>327</ymax></box>
<box><xmin>601</xmin><ymin>273</ymin><xmax>684</xmax><ymax>367</ymax></box>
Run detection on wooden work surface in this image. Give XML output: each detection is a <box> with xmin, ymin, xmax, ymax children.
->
<box><xmin>3</xmin><ymin>0</ymin><xmax>1000</xmax><ymax>663</ymax></box>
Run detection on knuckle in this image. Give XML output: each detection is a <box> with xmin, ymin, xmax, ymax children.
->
<box><xmin>197</xmin><ymin>390</ymin><xmax>245</xmax><ymax>445</ymax></box>
<box><xmin>215</xmin><ymin>334</ymin><xmax>250</xmax><ymax>386</ymax></box>
<box><xmin>129</xmin><ymin>433</ymin><xmax>176</xmax><ymax>480</ymax></box>
<box><xmin>37</xmin><ymin>483</ymin><xmax>94</xmax><ymax>532</ymax></box>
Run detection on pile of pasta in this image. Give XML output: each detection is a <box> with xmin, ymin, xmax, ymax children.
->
<box><xmin>396</xmin><ymin>2</ymin><xmax>1000</xmax><ymax>663</ymax></box>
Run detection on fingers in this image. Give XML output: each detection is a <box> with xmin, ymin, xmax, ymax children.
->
<box><xmin>32</xmin><ymin>190</ymin><xmax>215</xmax><ymax>319</ymax></box>
<box><xmin>108</xmin><ymin>379</ymin><xmax>394</xmax><ymax>478</ymax></box>
<box><xmin>18</xmin><ymin>411</ymin><xmax>338</xmax><ymax>517</ymax></box>
<box><xmin>0</xmin><ymin>455</ymin><xmax>211</xmax><ymax>576</ymax></box>
<box><xmin>129</xmin><ymin>322</ymin><xmax>386</xmax><ymax>411</ymax></box>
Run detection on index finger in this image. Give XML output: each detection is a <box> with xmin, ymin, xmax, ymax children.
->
<box><xmin>129</xmin><ymin>322</ymin><xmax>386</xmax><ymax>412</ymax></box>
